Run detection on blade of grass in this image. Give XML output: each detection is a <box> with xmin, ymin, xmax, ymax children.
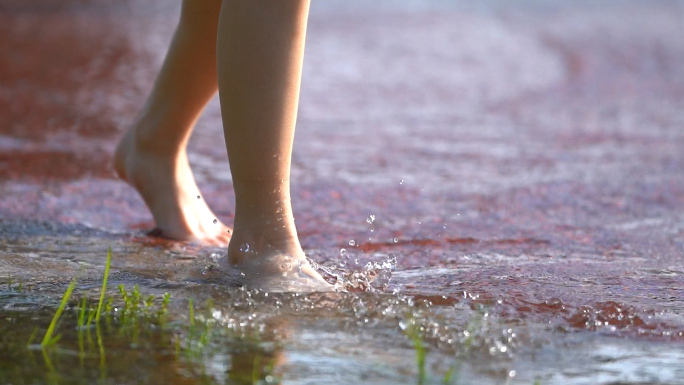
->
<box><xmin>252</xmin><ymin>353</ymin><xmax>262</xmax><ymax>385</ymax></box>
<box><xmin>95</xmin><ymin>248</ymin><xmax>112</xmax><ymax>323</ymax></box>
<box><xmin>403</xmin><ymin>316</ymin><xmax>427</xmax><ymax>385</ymax></box>
<box><xmin>414</xmin><ymin>332</ymin><xmax>426</xmax><ymax>385</ymax></box>
<box><xmin>86</xmin><ymin>307</ymin><xmax>96</xmax><ymax>326</ymax></box>
<box><xmin>159</xmin><ymin>293</ymin><xmax>170</xmax><ymax>328</ymax></box>
<box><xmin>78</xmin><ymin>298</ymin><xmax>87</xmax><ymax>329</ymax></box>
<box><xmin>189</xmin><ymin>298</ymin><xmax>195</xmax><ymax>328</ymax></box>
<box><xmin>96</xmin><ymin>322</ymin><xmax>106</xmax><ymax>379</ymax></box>
<box><xmin>41</xmin><ymin>279</ymin><xmax>77</xmax><ymax>347</ymax></box>
<box><xmin>27</xmin><ymin>327</ymin><xmax>39</xmax><ymax>346</ymax></box>
<box><xmin>41</xmin><ymin>347</ymin><xmax>55</xmax><ymax>372</ymax></box>
<box><xmin>443</xmin><ymin>364</ymin><xmax>460</xmax><ymax>385</ymax></box>
<box><xmin>48</xmin><ymin>334</ymin><xmax>62</xmax><ymax>346</ymax></box>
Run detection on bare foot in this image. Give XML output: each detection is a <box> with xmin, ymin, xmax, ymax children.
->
<box><xmin>223</xmin><ymin>226</ymin><xmax>335</xmax><ymax>292</ymax></box>
<box><xmin>114</xmin><ymin>127</ymin><xmax>231</xmax><ymax>245</ymax></box>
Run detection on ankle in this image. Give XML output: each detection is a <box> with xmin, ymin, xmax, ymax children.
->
<box><xmin>129</xmin><ymin>111</ymin><xmax>188</xmax><ymax>157</ymax></box>
<box><xmin>228</xmin><ymin>217</ymin><xmax>303</xmax><ymax>265</ymax></box>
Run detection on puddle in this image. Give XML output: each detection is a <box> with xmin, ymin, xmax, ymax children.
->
<box><xmin>1</xmin><ymin>225</ymin><xmax>683</xmax><ymax>384</ymax></box>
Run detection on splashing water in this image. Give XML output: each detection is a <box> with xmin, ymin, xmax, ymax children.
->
<box><xmin>310</xmin><ymin>254</ymin><xmax>397</xmax><ymax>292</ymax></box>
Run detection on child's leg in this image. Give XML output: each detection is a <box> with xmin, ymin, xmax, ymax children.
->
<box><xmin>217</xmin><ymin>0</ymin><xmax>329</xmax><ymax>286</ymax></box>
<box><xmin>114</xmin><ymin>0</ymin><xmax>230</xmax><ymax>244</ymax></box>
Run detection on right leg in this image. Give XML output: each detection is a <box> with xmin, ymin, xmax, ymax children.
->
<box><xmin>217</xmin><ymin>0</ymin><xmax>331</xmax><ymax>289</ymax></box>
<box><xmin>115</xmin><ymin>0</ymin><xmax>230</xmax><ymax>244</ymax></box>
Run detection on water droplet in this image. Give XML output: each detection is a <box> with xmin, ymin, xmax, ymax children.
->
<box><xmin>277</xmin><ymin>217</ymin><xmax>282</xmax><ymax>221</ymax></box>
<box><xmin>399</xmin><ymin>179</ymin><xmax>404</xmax><ymax>185</ymax></box>
<box><xmin>508</xmin><ymin>370</ymin><xmax>516</xmax><ymax>377</ymax></box>
<box><xmin>240</xmin><ymin>243</ymin><xmax>251</xmax><ymax>252</ymax></box>
<box><xmin>366</xmin><ymin>214</ymin><xmax>375</xmax><ymax>224</ymax></box>
<box><xmin>197</xmin><ymin>195</ymin><xmax>201</xmax><ymax>199</ymax></box>
<box><xmin>213</xmin><ymin>219</ymin><xmax>218</xmax><ymax>224</ymax></box>
<box><xmin>393</xmin><ymin>237</ymin><xmax>399</xmax><ymax>243</ymax></box>
<box><xmin>349</xmin><ymin>240</ymin><xmax>356</xmax><ymax>246</ymax></box>
<box><xmin>340</xmin><ymin>248</ymin><xmax>347</xmax><ymax>255</ymax></box>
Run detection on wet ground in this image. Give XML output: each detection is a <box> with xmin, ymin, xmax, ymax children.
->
<box><xmin>1</xmin><ymin>0</ymin><xmax>684</xmax><ymax>383</ymax></box>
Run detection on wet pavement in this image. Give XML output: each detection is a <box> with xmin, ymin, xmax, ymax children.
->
<box><xmin>1</xmin><ymin>0</ymin><xmax>684</xmax><ymax>384</ymax></box>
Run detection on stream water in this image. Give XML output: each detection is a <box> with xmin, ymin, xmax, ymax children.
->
<box><xmin>1</xmin><ymin>0</ymin><xmax>684</xmax><ymax>384</ymax></box>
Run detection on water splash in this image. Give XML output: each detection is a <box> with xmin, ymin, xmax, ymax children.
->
<box><xmin>310</xmin><ymin>254</ymin><xmax>397</xmax><ymax>293</ymax></box>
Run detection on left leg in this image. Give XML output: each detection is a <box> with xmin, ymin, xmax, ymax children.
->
<box><xmin>114</xmin><ymin>0</ymin><xmax>230</xmax><ymax>244</ymax></box>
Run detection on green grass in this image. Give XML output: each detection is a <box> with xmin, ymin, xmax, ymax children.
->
<box><xmin>413</xmin><ymin>330</ymin><xmax>426</xmax><ymax>385</ymax></box>
<box><xmin>402</xmin><ymin>312</ymin><xmax>473</xmax><ymax>385</ymax></box>
<box><xmin>95</xmin><ymin>248</ymin><xmax>112</xmax><ymax>323</ymax></box>
<box><xmin>189</xmin><ymin>298</ymin><xmax>195</xmax><ymax>328</ymax></box>
<box><xmin>403</xmin><ymin>316</ymin><xmax>428</xmax><ymax>385</ymax></box>
<box><xmin>27</xmin><ymin>327</ymin><xmax>39</xmax><ymax>346</ymax></box>
<box><xmin>32</xmin><ymin>249</ymin><xmax>173</xmax><ymax>351</ymax></box>
<box><xmin>41</xmin><ymin>279</ymin><xmax>77</xmax><ymax>347</ymax></box>
<box><xmin>4</xmin><ymin>274</ymin><xmax>30</xmax><ymax>293</ymax></box>
<box><xmin>20</xmin><ymin>248</ymin><xmax>547</xmax><ymax>385</ymax></box>
<box><xmin>77</xmin><ymin>297</ymin><xmax>87</xmax><ymax>328</ymax></box>
<box><xmin>442</xmin><ymin>366</ymin><xmax>456</xmax><ymax>385</ymax></box>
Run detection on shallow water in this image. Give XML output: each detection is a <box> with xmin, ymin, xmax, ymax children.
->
<box><xmin>2</xmin><ymin>0</ymin><xmax>684</xmax><ymax>383</ymax></box>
